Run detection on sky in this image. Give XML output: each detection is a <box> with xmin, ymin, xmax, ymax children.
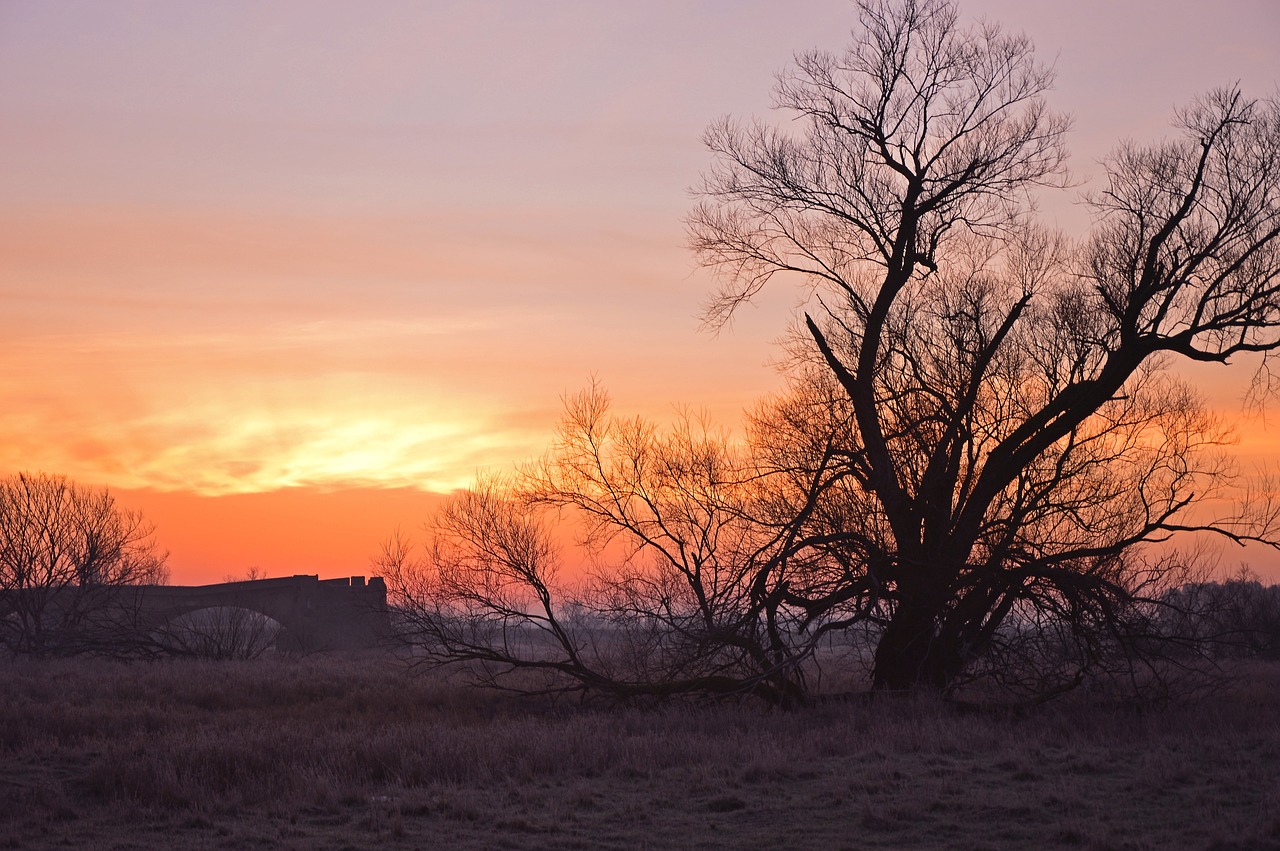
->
<box><xmin>1</xmin><ymin>0</ymin><xmax>1278</xmax><ymax>584</ymax></box>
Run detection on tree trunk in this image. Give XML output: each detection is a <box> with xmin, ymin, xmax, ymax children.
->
<box><xmin>871</xmin><ymin>599</ymin><xmax>960</xmax><ymax>690</ymax></box>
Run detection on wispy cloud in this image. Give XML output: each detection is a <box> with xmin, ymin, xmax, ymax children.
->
<box><xmin>0</xmin><ymin>314</ymin><xmax>560</xmax><ymax>495</ymax></box>
<box><xmin>0</xmin><ymin>376</ymin><xmax>550</xmax><ymax>496</ymax></box>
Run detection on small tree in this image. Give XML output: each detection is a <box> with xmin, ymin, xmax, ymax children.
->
<box><xmin>382</xmin><ymin>392</ymin><xmax>828</xmax><ymax>705</ymax></box>
<box><xmin>0</xmin><ymin>472</ymin><xmax>169</xmax><ymax>655</ymax></box>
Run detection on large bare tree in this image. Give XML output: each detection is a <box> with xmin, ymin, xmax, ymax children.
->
<box><xmin>0</xmin><ymin>472</ymin><xmax>169</xmax><ymax>655</ymax></box>
<box><xmin>688</xmin><ymin>0</ymin><xmax>1280</xmax><ymax>689</ymax></box>
<box><xmin>386</xmin><ymin>0</ymin><xmax>1280</xmax><ymax>702</ymax></box>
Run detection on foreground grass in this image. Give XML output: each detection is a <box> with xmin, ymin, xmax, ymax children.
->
<box><xmin>2</xmin><ymin>655</ymin><xmax>1279</xmax><ymax>850</ymax></box>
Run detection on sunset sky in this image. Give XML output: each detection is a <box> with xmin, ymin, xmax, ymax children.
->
<box><xmin>2</xmin><ymin>0</ymin><xmax>1278</xmax><ymax>584</ymax></box>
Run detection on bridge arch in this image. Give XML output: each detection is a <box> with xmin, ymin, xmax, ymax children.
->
<box><xmin>154</xmin><ymin>605</ymin><xmax>284</xmax><ymax>659</ymax></box>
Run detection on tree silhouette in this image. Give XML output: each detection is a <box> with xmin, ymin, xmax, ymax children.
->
<box><xmin>0</xmin><ymin>472</ymin><xmax>169</xmax><ymax>655</ymax></box>
<box><xmin>387</xmin><ymin>0</ymin><xmax>1280</xmax><ymax>702</ymax></box>
<box><xmin>689</xmin><ymin>0</ymin><xmax>1280</xmax><ymax>690</ymax></box>
<box><xmin>383</xmin><ymin>393</ymin><xmax>827</xmax><ymax>705</ymax></box>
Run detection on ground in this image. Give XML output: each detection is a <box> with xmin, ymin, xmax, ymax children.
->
<box><xmin>2</xmin><ymin>655</ymin><xmax>1279</xmax><ymax>850</ymax></box>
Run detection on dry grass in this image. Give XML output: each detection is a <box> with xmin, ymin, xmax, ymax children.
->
<box><xmin>2</xmin><ymin>655</ymin><xmax>1280</xmax><ymax>850</ymax></box>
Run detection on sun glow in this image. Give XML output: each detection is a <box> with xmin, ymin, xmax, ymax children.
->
<box><xmin>0</xmin><ymin>316</ymin><xmax>554</xmax><ymax>496</ymax></box>
<box><xmin>2</xmin><ymin>0</ymin><xmax>1277</xmax><ymax>585</ymax></box>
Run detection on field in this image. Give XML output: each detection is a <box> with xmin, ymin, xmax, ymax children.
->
<box><xmin>3</xmin><ymin>655</ymin><xmax>1280</xmax><ymax>850</ymax></box>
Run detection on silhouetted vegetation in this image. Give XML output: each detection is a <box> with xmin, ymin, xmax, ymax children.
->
<box><xmin>1159</xmin><ymin>571</ymin><xmax>1280</xmax><ymax>661</ymax></box>
<box><xmin>386</xmin><ymin>0</ymin><xmax>1280</xmax><ymax>704</ymax></box>
<box><xmin>0</xmin><ymin>472</ymin><xmax>169</xmax><ymax>656</ymax></box>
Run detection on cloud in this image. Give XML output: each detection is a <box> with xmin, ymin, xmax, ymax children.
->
<box><xmin>0</xmin><ymin>313</ymin><xmax>561</xmax><ymax>495</ymax></box>
<box><xmin>0</xmin><ymin>381</ymin><xmax>549</xmax><ymax>496</ymax></box>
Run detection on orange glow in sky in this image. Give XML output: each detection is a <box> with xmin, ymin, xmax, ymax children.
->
<box><xmin>2</xmin><ymin>1</ymin><xmax>1277</xmax><ymax>583</ymax></box>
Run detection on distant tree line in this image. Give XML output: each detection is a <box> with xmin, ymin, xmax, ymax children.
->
<box><xmin>1159</xmin><ymin>572</ymin><xmax>1280</xmax><ymax>661</ymax></box>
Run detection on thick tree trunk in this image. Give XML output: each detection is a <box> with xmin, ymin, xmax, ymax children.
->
<box><xmin>871</xmin><ymin>600</ymin><xmax>961</xmax><ymax>690</ymax></box>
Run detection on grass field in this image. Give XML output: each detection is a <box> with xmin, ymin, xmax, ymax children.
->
<box><xmin>2</xmin><ymin>654</ymin><xmax>1279</xmax><ymax>850</ymax></box>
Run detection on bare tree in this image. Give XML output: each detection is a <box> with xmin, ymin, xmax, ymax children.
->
<box><xmin>385</xmin><ymin>372</ymin><xmax>1258</xmax><ymax>703</ymax></box>
<box><xmin>688</xmin><ymin>0</ymin><xmax>1280</xmax><ymax>691</ymax></box>
<box><xmin>382</xmin><ymin>390</ymin><xmax>832</xmax><ymax>705</ymax></box>
<box><xmin>386</xmin><ymin>0</ymin><xmax>1279</xmax><ymax>703</ymax></box>
<box><xmin>0</xmin><ymin>472</ymin><xmax>169</xmax><ymax>656</ymax></box>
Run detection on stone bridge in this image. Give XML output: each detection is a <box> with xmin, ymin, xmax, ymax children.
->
<box><xmin>134</xmin><ymin>574</ymin><xmax>390</xmax><ymax>652</ymax></box>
